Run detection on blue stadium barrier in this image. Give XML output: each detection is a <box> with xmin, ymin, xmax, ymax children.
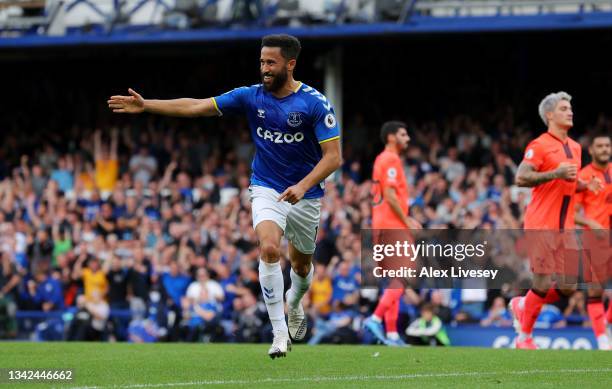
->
<box><xmin>15</xmin><ymin>309</ymin><xmax>136</xmax><ymax>341</ymax></box>
<box><xmin>447</xmin><ymin>325</ymin><xmax>598</xmax><ymax>349</ymax></box>
<box><xmin>13</xmin><ymin>310</ymin><xmax>599</xmax><ymax>349</ymax></box>
<box><xmin>16</xmin><ymin>309</ymin><xmax>133</xmax><ymax>320</ymax></box>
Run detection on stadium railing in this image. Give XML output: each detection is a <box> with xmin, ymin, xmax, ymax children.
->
<box><xmin>410</xmin><ymin>0</ymin><xmax>612</xmax><ymax>19</ymax></box>
<box><xmin>4</xmin><ymin>0</ymin><xmax>612</xmax><ymax>37</ymax></box>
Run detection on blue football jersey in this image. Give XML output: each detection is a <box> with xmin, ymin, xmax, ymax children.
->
<box><xmin>213</xmin><ymin>82</ymin><xmax>340</xmax><ymax>199</ymax></box>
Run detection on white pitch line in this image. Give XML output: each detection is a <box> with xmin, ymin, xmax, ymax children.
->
<box><xmin>64</xmin><ymin>368</ymin><xmax>612</xmax><ymax>389</ymax></box>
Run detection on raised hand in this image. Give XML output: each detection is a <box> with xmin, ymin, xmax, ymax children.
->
<box><xmin>586</xmin><ymin>175</ymin><xmax>604</xmax><ymax>194</ymax></box>
<box><xmin>108</xmin><ymin>88</ymin><xmax>145</xmax><ymax>114</ymax></box>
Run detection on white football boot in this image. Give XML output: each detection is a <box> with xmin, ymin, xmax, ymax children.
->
<box><xmin>268</xmin><ymin>329</ymin><xmax>291</xmax><ymax>359</ymax></box>
<box><xmin>286</xmin><ymin>290</ymin><xmax>307</xmax><ymax>341</ymax></box>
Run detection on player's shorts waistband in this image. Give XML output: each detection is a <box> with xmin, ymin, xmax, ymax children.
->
<box><xmin>250</xmin><ymin>176</ymin><xmax>324</xmax><ymax>200</ymax></box>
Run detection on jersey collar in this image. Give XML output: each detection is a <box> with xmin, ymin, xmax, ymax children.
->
<box><xmin>265</xmin><ymin>81</ymin><xmax>302</xmax><ymax>100</ymax></box>
<box><xmin>293</xmin><ymin>81</ymin><xmax>303</xmax><ymax>93</ymax></box>
<box><xmin>545</xmin><ymin>131</ymin><xmax>569</xmax><ymax>145</ymax></box>
<box><xmin>590</xmin><ymin>162</ymin><xmax>611</xmax><ymax>173</ymax></box>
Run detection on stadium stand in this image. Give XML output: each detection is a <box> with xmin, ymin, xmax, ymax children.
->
<box><xmin>0</xmin><ymin>104</ymin><xmax>609</xmax><ymax>341</ymax></box>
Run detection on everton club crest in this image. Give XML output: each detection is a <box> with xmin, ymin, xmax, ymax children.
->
<box><xmin>287</xmin><ymin>112</ymin><xmax>303</xmax><ymax>128</ymax></box>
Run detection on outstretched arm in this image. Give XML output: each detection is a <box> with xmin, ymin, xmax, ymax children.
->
<box><xmin>108</xmin><ymin>88</ymin><xmax>220</xmax><ymax>118</ymax></box>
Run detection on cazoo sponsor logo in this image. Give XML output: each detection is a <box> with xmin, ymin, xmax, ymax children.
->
<box><xmin>492</xmin><ymin>335</ymin><xmax>593</xmax><ymax>350</ymax></box>
<box><xmin>257</xmin><ymin>127</ymin><xmax>304</xmax><ymax>144</ymax></box>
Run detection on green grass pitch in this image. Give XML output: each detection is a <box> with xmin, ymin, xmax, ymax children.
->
<box><xmin>1</xmin><ymin>343</ymin><xmax>611</xmax><ymax>388</ymax></box>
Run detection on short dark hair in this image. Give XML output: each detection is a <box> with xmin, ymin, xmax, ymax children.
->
<box><xmin>380</xmin><ymin>121</ymin><xmax>407</xmax><ymax>144</ymax></box>
<box><xmin>590</xmin><ymin>131</ymin><xmax>611</xmax><ymax>144</ymax></box>
<box><xmin>420</xmin><ymin>303</ymin><xmax>434</xmax><ymax>314</ymax></box>
<box><xmin>261</xmin><ymin>34</ymin><xmax>301</xmax><ymax>60</ymax></box>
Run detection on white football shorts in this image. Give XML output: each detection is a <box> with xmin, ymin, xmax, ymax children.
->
<box><xmin>249</xmin><ymin>185</ymin><xmax>321</xmax><ymax>255</ymax></box>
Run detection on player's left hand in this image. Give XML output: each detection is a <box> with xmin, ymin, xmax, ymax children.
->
<box><xmin>406</xmin><ymin>217</ymin><xmax>423</xmax><ymax>230</ymax></box>
<box><xmin>278</xmin><ymin>184</ymin><xmax>307</xmax><ymax>204</ymax></box>
<box><xmin>586</xmin><ymin>175</ymin><xmax>603</xmax><ymax>194</ymax></box>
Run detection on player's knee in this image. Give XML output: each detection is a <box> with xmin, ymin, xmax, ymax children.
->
<box><xmin>292</xmin><ymin>262</ymin><xmax>311</xmax><ymax>277</ymax></box>
<box><xmin>260</xmin><ymin>241</ymin><xmax>281</xmax><ymax>261</ymax></box>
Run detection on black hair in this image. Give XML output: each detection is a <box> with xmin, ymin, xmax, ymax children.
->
<box><xmin>380</xmin><ymin>121</ymin><xmax>407</xmax><ymax>144</ymax></box>
<box><xmin>590</xmin><ymin>131</ymin><xmax>611</xmax><ymax>144</ymax></box>
<box><xmin>261</xmin><ymin>34</ymin><xmax>301</xmax><ymax>60</ymax></box>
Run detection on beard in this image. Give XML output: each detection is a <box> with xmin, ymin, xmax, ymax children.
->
<box><xmin>261</xmin><ymin>67</ymin><xmax>288</xmax><ymax>92</ymax></box>
<box><xmin>594</xmin><ymin>154</ymin><xmax>610</xmax><ymax>165</ymax></box>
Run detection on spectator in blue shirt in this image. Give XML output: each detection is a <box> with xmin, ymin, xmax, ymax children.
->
<box><xmin>308</xmin><ymin>302</ymin><xmax>358</xmax><ymax>345</ymax></box>
<box><xmin>161</xmin><ymin>261</ymin><xmax>191</xmax><ymax>308</ymax></box>
<box><xmin>160</xmin><ymin>261</ymin><xmax>191</xmax><ymax>341</ymax></box>
<box><xmin>50</xmin><ymin>156</ymin><xmax>74</xmax><ymax>194</ymax></box>
<box><xmin>480</xmin><ymin>296</ymin><xmax>512</xmax><ymax>327</ymax></box>
<box><xmin>331</xmin><ymin>259</ymin><xmax>359</xmax><ymax>306</ymax></box>
<box><xmin>181</xmin><ymin>288</ymin><xmax>220</xmax><ymax>342</ymax></box>
<box><xmin>77</xmin><ymin>190</ymin><xmax>103</xmax><ymax>222</ymax></box>
<box><xmin>27</xmin><ymin>270</ymin><xmax>64</xmax><ymax>311</ymax></box>
<box><xmin>537</xmin><ymin>304</ymin><xmax>566</xmax><ymax>329</ymax></box>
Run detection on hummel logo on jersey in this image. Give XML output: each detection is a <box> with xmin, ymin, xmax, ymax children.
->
<box><xmin>263</xmin><ymin>287</ymin><xmax>275</xmax><ymax>300</ymax></box>
<box><xmin>257</xmin><ymin>109</ymin><xmax>265</xmax><ymax>118</ymax></box>
<box><xmin>257</xmin><ymin>127</ymin><xmax>304</xmax><ymax>144</ymax></box>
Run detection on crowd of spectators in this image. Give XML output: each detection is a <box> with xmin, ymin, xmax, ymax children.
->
<box><xmin>0</xmin><ymin>111</ymin><xmax>611</xmax><ymax>343</ymax></box>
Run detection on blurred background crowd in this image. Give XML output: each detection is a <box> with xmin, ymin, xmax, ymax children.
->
<box><xmin>1</xmin><ymin>109</ymin><xmax>610</xmax><ymax>343</ymax></box>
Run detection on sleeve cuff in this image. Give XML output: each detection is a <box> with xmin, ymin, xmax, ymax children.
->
<box><xmin>211</xmin><ymin>97</ymin><xmax>222</xmax><ymax>116</ymax></box>
<box><xmin>318</xmin><ymin>135</ymin><xmax>340</xmax><ymax>144</ymax></box>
